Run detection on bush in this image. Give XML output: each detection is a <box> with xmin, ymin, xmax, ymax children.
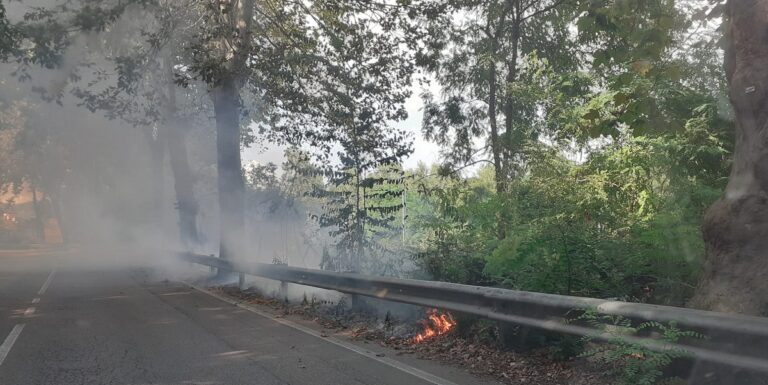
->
<box><xmin>577</xmin><ymin>310</ymin><xmax>704</xmax><ymax>385</ymax></box>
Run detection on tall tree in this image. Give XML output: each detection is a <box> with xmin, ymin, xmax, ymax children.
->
<box><xmin>200</xmin><ymin>0</ymin><xmax>254</xmax><ymax>261</ymax></box>
<box><xmin>690</xmin><ymin>0</ymin><xmax>768</xmax><ymax>316</ymax></box>
<box><xmin>420</xmin><ymin>0</ymin><xmax>578</xmax><ymax>239</ymax></box>
<box><xmin>0</xmin><ymin>1</ymin><xmax>18</xmax><ymax>60</ymax></box>
<box><xmin>178</xmin><ymin>0</ymin><xmax>415</xmax><ymax>261</ymax></box>
<box><xmin>71</xmin><ymin>3</ymin><xmax>206</xmax><ymax>246</ymax></box>
<box><xmin>315</xmin><ymin>156</ymin><xmax>409</xmax><ymax>274</ymax></box>
<box><xmin>3</xmin><ymin>0</ymin><xmax>204</xmax><ymax>246</ymax></box>
<box><xmin>0</xmin><ymin>99</ymin><xmax>81</xmax><ymax>244</ymax></box>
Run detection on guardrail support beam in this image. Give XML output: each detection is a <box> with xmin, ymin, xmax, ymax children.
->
<box><xmin>279</xmin><ymin>281</ymin><xmax>288</xmax><ymax>303</ymax></box>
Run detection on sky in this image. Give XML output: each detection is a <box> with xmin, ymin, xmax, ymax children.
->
<box><xmin>241</xmin><ymin>91</ymin><xmax>442</xmax><ymax>170</ymax></box>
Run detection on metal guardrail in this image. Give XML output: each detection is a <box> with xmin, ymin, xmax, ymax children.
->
<box><xmin>180</xmin><ymin>252</ymin><xmax>768</xmax><ymax>373</ymax></box>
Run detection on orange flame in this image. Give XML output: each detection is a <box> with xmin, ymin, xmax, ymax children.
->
<box><xmin>412</xmin><ymin>309</ymin><xmax>456</xmax><ymax>343</ymax></box>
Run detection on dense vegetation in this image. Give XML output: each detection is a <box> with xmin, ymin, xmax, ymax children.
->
<box><xmin>0</xmin><ymin>0</ymin><xmax>738</xmax><ymax>312</ymax></box>
<box><xmin>249</xmin><ymin>0</ymin><xmax>733</xmax><ymax>309</ymax></box>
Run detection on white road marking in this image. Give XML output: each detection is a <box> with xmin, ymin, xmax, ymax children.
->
<box><xmin>37</xmin><ymin>269</ymin><xmax>56</xmax><ymax>296</ymax></box>
<box><xmin>0</xmin><ymin>269</ymin><xmax>55</xmax><ymax>368</ymax></box>
<box><xmin>0</xmin><ymin>324</ymin><xmax>25</xmax><ymax>367</ymax></box>
<box><xmin>191</xmin><ymin>285</ymin><xmax>462</xmax><ymax>385</ymax></box>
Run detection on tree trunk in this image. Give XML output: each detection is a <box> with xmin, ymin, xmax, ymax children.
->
<box><xmin>668</xmin><ymin>6</ymin><xmax>768</xmax><ymax>385</ymax></box>
<box><xmin>353</xmin><ymin>161</ymin><xmax>363</xmax><ymax>272</ymax></box>
<box><xmin>164</xmin><ymin>62</ymin><xmax>200</xmax><ymax>247</ymax></box>
<box><xmin>49</xmin><ymin>189</ymin><xmax>67</xmax><ymax>244</ymax></box>
<box><xmin>690</xmin><ymin>0</ymin><xmax>768</xmax><ymax>316</ymax></box>
<box><xmin>486</xmin><ymin>9</ymin><xmax>509</xmax><ymax>240</ymax></box>
<box><xmin>147</xmin><ymin>133</ymin><xmax>166</xmax><ymax>237</ymax></box>
<box><xmin>663</xmin><ymin>6</ymin><xmax>768</xmax><ymax>382</ymax></box>
<box><xmin>502</xmin><ymin>15</ymin><xmax>520</xmax><ymax>180</ymax></box>
<box><xmin>166</xmin><ymin>122</ymin><xmax>200</xmax><ymax>247</ymax></box>
<box><xmin>30</xmin><ymin>182</ymin><xmax>45</xmax><ymax>243</ymax></box>
<box><xmin>489</xmin><ymin>61</ymin><xmax>507</xmax><ymax>241</ymax></box>
<box><xmin>211</xmin><ymin>76</ymin><xmax>245</xmax><ymax>261</ymax></box>
<box><xmin>208</xmin><ymin>0</ymin><xmax>254</xmax><ymax>263</ymax></box>
<box><xmin>495</xmin><ymin>13</ymin><xmax>522</xmax><ymax>242</ymax></box>
<box><xmin>488</xmin><ymin>63</ymin><xmax>504</xmax><ymax>196</ymax></box>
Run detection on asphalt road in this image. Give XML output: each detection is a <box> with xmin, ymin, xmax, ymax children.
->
<box><xmin>0</xmin><ymin>250</ymin><xmax>496</xmax><ymax>385</ymax></box>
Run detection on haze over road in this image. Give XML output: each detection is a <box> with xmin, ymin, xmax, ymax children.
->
<box><xmin>0</xmin><ymin>250</ymin><xmax>494</xmax><ymax>385</ymax></box>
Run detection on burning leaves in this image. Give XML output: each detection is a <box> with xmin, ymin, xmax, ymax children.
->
<box><xmin>412</xmin><ymin>309</ymin><xmax>456</xmax><ymax>344</ymax></box>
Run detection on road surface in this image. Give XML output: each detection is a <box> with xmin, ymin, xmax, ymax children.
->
<box><xmin>0</xmin><ymin>250</ymin><xmax>498</xmax><ymax>385</ymax></box>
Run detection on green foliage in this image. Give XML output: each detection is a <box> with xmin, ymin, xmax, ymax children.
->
<box><xmin>410</xmin><ymin>114</ymin><xmax>730</xmax><ymax>302</ymax></box>
<box><xmin>417</xmin><ymin>0</ymin><xmax>581</xmax><ymax>193</ymax></box>
<box><xmin>409</xmin><ymin>0</ymin><xmax>733</xmax><ymax>306</ymax></box>
<box><xmin>0</xmin><ymin>2</ymin><xmax>19</xmax><ymax>61</ymax></box>
<box><xmin>518</xmin><ymin>137</ymin><xmax>718</xmax><ymax>300</ymax></box>
<box><xmin>2</xmin><ymin>0</ymin><xmax>736</xmax><ymax>345</ymax></box>
<box><xmin>577</xmin><ymin>310</ymin><xmax>705</xmax><ymax>385</ymax></box>
<box><xmin>313</xmin><ymin>162</ymin><xmax>408</xmax><ymax>275</ymax></box>
<box><xmin>405</xmin><ymin>165</ymin><xmax>499</xmax><ymax>284</ymax></box>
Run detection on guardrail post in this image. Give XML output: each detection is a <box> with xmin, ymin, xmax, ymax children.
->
<box><xmin>279</xmin><ymin>281</ymin><xmax>288</xmax><ymax>303</ymax></box>
<box><xmin>238</xmin><ymin>273</ymin><xmax>246</xmax><ymax>290</ymax></box>
<box><xmin>493</xmin><ymin>298</ymin><xmax>541</xmax><ymax>352</ymax></box>
<box><xmin>350</xmin><ymin>293</ymin><xmax>362</xmax><ymax>311</ymax></box>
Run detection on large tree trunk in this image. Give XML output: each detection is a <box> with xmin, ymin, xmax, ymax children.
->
<box><xmin>486</xmin><ymin>10</ymin><xmax>509</xmax><ymax>240</ymax></box>
<box><xmin>489</xmin><ymin>58</ymin><xmax>506</xmax><ymax>240</ymax></box>
<box><xmin>147</xmin><ymin>132</ymin><xmax>166</xmax><ymax>240</ymax></box>
<box><xmin>662</xmin><ymin>6</ymin><xmax>768</xmax><ymax>383</ymax></box>
<box><xmin>49</xmin><ymin>188</ymin><xmax>67</xmax><ymax>244</ymax></box>
<box><xmin>211</xmin><ymin>76</ymin><xmax>245</xmax><ymax>261</ymax></box>
<box><xmin>208</xmin><ymin>0</ymin><xmax>254</xmax><ymax>263</ymax></box>
<box><xmin>354</xmin><ymin>163</ymin><xmax>363</xmax><ymax>272</ymax></box>
<box><xmin>502</xmin><ymin>14</ymin><xmax>520</xmax><ymax>180</ymax></box>
<box><xmin>29</xmin><ymin>182</ymin><xmax>45</xmax><ymax>243</ymax></box>
<box><xmin>687</xmin><ymin>8</ymin><xmax>768</xmax><ymax>380</ymax></box>
<box><xmin>690</xmin><ymin>0</ymin><xmax>768</xmax><ymax>316</ymax></box>
<box><xmin>166</xmin><ymin>122</ymin><xmax>199</xmax><ymax>246</ymax></box>
<box><xmin>164</xmin><ymin>63</ymin><xmax>200</xmax><ymax>247</ymax></box>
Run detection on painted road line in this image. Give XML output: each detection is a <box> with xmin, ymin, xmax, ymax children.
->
<box><xmin>0</xmin><ymin>324</ymin><xmax>25</xmax><ymax>367</ymax></box>
<box><xmin>31</xmin><ymin>298</ymin><xmax>40</xmax><ymax>304</ymax></box>
<box><xmin>37</xmin><ymin>269</ymin><xmax>56</xmax><ymax>296</ymax></box>
<box><xmin>23</xmin><ymin>307</ymin><xmax>35</xmax><ymax>317</ymax></box>
<box><xmin>190</xmin><ymin>284</ymin><xmax>462</xmax><ymax>385</ymax></box>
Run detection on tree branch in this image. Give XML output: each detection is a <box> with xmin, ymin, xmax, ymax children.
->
<box><xmin>521</xmin><ymin>0</ymin><xmax>569</xmax><ymax>22</ymax></box>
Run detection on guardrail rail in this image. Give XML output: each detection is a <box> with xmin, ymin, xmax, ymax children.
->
<box><xmin>179</xmin><ymin>252</ymin><xmax>768</xmax><ymax>374</ymax></box>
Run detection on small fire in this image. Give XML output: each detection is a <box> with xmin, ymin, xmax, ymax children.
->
<box><xmin>412</xmin><ymin>309</ymin><xmax>457</xmax><ymax>343</ymax></box>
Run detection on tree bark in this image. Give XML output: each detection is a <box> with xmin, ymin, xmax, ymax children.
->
<box><xmin>690</xmin><ymin>0</ymin><xmax>768</xmax><ymax>316</ymax></box>
<box><xmin>49</xmin><ymin>188</ymin><xmax>67</xmax><ymax>244</ymax></box>
<box><xmin>486</xmin><ymin>7</ymin><xmax>511</xmax><ymax>240</ymax></box>
<box><xmin>209</xmin><ymin>0</ymin><xmax>254</xmax><ymax>262</ymax></box>
<box><xmin>502</xmin><ymin>13</ymin><xmax>520</xmax><ymax>180</ymax></box>
<box><xmin>164</xmin><ymin>61</ymin><xmax>200</xmax><ymax>247</ymax></box>
<box><xmin>488</xmin><ymin>63</ymin><xmax>504</xmax><ymax>198</ymax></box>
<box><xmin>166</xmin><ymin>122</ymin><xmax>199</xmax><ymax>246</ymax></box>
<box><xmin>489</xmin><ymin>63</ymin><xmax>507</xmax><ymax>241</ymax></box>
<box><xmin>146</xmin><ymin>131</ymin><xmax>166</xmax><ymax>237</ymax></box>
<box><xmin>355</xmin><ymin>163</ymin><xmax>363</xmax><ymax>272</ymax></box>
<box><xmin>30</xmin><ymin>181</ymin><xmax>45</xmax><ymax>243</ymax></box>
<box><xmin>211</xmin><ymin>76</ymin><xmax>246</xmax><ymax>261</ymax></box>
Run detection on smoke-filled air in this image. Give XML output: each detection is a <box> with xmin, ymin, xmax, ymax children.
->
<box><xmin>2</xmin><ymin>1</ymin><xmax>768</xmax><ymax>384</ymax></box>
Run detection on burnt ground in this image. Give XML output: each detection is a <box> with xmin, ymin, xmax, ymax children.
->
<box><xmin>210</xmin><ymin>285</ymin><xmax>613</xmax><ymax>385</ymax></box>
